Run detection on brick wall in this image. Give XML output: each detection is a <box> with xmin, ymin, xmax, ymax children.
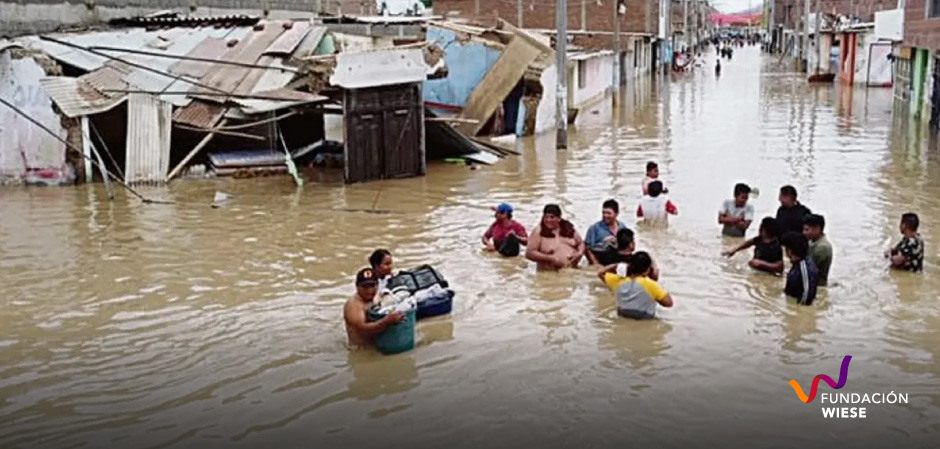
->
<box><xmin>433</xmin><ymin>0</ymin><xmax>661</xmax><ymax>34</ymax></box>
<box><xmin>772</xmin><ymin>0</ymin><xmax>896</xmax><ymax>29</ymax></box>
<box><xmin>904</xmin><ymin>0</ymin><xmax>940</xmax><ymax>51</ymax></box>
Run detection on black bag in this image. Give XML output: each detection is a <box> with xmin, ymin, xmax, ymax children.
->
<box><xmin>386</xmin><ymin>265</ymin><xmax>449</xmax><ymax>294</ymax></box>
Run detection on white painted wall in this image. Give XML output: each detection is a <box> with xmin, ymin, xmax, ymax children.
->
<box><xmin>570</xmin><ymin>53</ymin><xmax>614</xmax><ymax>109</ymax></box>
<box><xmin>535</xmin><ymin>63</ymin><xmax>557</xmax><ymax>135</ymax></box>
<box><xmin>0</xmin><ymin>51</ymin><xmax>66</xmax><ymax>181</ymax></box>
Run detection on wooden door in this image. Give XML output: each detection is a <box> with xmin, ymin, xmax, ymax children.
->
<box><xmin>343</xmin><ymin>84</ymin><xmax>424</xmax><ymax>184</ymax></box>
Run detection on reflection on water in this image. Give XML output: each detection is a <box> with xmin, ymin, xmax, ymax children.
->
<box><xmin>2</xmin><ymin>47</ymin><xmax>940</xmax><ymax>448</ymax></box>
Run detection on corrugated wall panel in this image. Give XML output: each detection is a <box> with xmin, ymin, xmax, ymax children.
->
<box><xmin>125</xmin><ymin>93</ymin><xmax>172</xmax><ymax>184</ymax></box>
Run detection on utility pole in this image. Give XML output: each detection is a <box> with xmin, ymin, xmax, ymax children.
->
<box><xmin>814</xmin><ymin>0</ymin><xmax>821</xmax><ymax>73</ymax></box>
<box><xmin>795</xmin><ymin>0</ymin><xmax>803</xmax><ymax>68</ymax></box>
<box><xmin>582</xmin><ymin>0</ymin><xmax>587</xmax><ymax>30</ymax></box>
<box><xmin>556</xmin><ymin>0</ymin><xmax>568</xmax><ymax>149</ymax></box>
<box><xmin>803</xmin><ymin>0</ymin><xmax>811</xmax><ymax>72</ymax></box>
<box><xmin>682</xmin><ymin>0</ymin><xmax>688</xmax><ymax>53</ymax></box>
<box><xmin>664</xmin><ymin>0</ymin><xmax>672</xmax><ymax>73</ymax></box>
<box><xmin>614</xmin><ymin>0</ymin><xmax>621</xmax><ymax>98</ymax></box>
<box><xmin>475</xmin><ymin>0</ymin><xmax>480</xmax><ymax>16</ymax></box>
<box><xmin>518</xmin><ymin>0</ymin><xmax>523</xmax><ymax>27</ymax></box>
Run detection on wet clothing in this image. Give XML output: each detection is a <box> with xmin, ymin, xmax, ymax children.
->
<box><xmin>605</xmin><ymin>274</ymin><xmax>669</xmax><ymax>319</ymax></box>
<box><xmin>891</xmin><ymin>234</ymin><xmax>925</xmax><ymax>272</ymax></box>
<box><xmin>592</xmin><ymin>248</ymin><xmax>629</xmax><ymax>266</ymax></box>
<box><xmin>637</xmin><ymin>195</ymin><xmax>678</xmax><ymax>220</ymax></box>
<box><xmin>719</xmin><ymin>199</ymin><xmax>755</xmax><ymax>237</ymax></box>
<box><xmin>808</xmin><ymin>235</ymin><xmax>833</xmax><ymax>286</ymax></box>
<box><xmin>785</xmin><ymin>258</ymin><xmax>819</xmax><ymax>305</ymax></box>
<box><xmin>585</xmin><ymin>220</ymin><xmax>629</xmax><ymax>252</ymax></box>
<box><xmin>498</xmin><ymin>233</ymin><xmax>522</xmax><ymax>257</ymax></box>
<box><xmin>775</xmin><ymin>203</ymin><xmax>812</xmax><ymax>236</ymax></box>
<box><xmin>485</xmin><ymin>219</ymin><xmax>527</xmax><ymax>256</ymax></box>
<box><xmin>751</xmin><ymin>236</ymin><xmax>783</xmax><ymax>264</ymax></box>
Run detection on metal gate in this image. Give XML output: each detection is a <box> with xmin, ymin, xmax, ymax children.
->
<box><xmin>343</xmin><ymin>83</ymin><xmax>424</xmax><ymax>184</ymax></box>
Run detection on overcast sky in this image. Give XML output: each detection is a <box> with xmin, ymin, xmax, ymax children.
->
<box><xmin>712</xmin><ymin>0</ymin><xmax>763</xmax><ymax>13</ymax></box>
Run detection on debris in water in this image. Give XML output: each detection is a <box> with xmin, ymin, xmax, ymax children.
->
<box><xmin>212</xmin><ymin>191</ymin><xmax>233</xmax><ymax>208</ymax></box>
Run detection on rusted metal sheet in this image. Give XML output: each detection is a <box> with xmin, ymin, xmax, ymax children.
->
<box><xmin>456</xmin><ymin>33</ymin><xmax>545</xmax><ymax>136</ymax></box>
<box><xmin>169</xmin><ymin>37</ymin><xmax>229</xmax><ymax>78</ymax></box>
<box><xmin>125</xmin><ymin>93</ymin><xmax>172</xmax><ymax>184</ymax></box>
<box><xmin>80</xmin><ymin>61</ymin><xmax>132</xmax><ymax>96</ymax></box>
<box><xmin>39</xmin><ymin>77</ymin><xmax>125</xmax><ymax>118</ymax></box>
<box><xmin>343</xmin><ymin>84</ymin><xmax>424</xmax><ymax>184</ymax></box>
<box><xmin>172</xmin><ymin>100</ymin><xmax>226</xmax><ymax>128</ymax></box>
<box><xmin>263</xmin><ymin>22</ymin><xmax>312</xmax><ymax>56</ymax></box>
<box><xmin>234</xmin><ymin>55</ymin><xmax>278</xmax><ymax>96</ymax></box>
<box><xmin>193</xmin><ymin>22</ymin><xmax>288</xmax><ymax>101</ymax></box>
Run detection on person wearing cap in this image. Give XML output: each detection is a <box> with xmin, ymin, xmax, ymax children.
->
<box><xmin>525</xmin><ymin>204</ymin><xmax>585</xmax><ymax>270</ymax></box>
<box><xmin>344</xmin><ymin>267</ymin><xmax>405</xmax><ymax>348</ymax></box>
<box><xmin>482</xmin><ymin>203</ymin><xmax>528</xmax><ymax>257</ymax></box>
<box><xmin>584</xmin><ymin>199</ymin><xmax>630</xmax><ymax>266</ymax></box>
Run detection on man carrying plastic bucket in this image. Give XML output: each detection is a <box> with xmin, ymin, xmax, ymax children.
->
<box><xmin>344</xmin><ymin>267</ymin><xmax>404</xmax><ymax>348</ymax></box>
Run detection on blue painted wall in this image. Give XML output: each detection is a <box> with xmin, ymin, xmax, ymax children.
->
<box><xmin>423</xmin><ymin>27</ymin><xmax>502</xmax><ymax>109</ymax></box>
<box><xmin>424</xmin><ymin>26</ymin><xmax>531</xmax><ymax>136</ymax></box>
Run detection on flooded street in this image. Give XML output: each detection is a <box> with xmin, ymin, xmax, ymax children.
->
<box><xmin>3</xmin><ymin>47</ymin><xmax>940</xmax><ymax>448</ymax></box>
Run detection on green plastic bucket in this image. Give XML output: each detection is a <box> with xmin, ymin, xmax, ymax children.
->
<box><xmin>367</xmin><ymin>307</ymin><xmax>416</xmax><ymax>355</ymax></box>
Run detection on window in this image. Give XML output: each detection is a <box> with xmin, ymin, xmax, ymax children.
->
<box><xmin>930</xmin><ymin>0</ymin><xmax>940</xmax><ymax>18</ymax></box>
<box><xmin>577</xmin><ymin>60</ymin><xmax>587</xmax><ymax>89</ymax></box>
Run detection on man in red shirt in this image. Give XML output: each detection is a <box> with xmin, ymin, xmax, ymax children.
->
<box><xmin>482</xmin><ymin>203</ymin><xmax>529</xmax><ymax>257</ymax></box>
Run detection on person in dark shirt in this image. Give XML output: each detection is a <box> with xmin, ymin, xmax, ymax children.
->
<box><xmin>722</xmin><ymin>217</ymin><xmax>784</xmax><ymax>274</ymax></box>
<box><xmin>781</xmin><ymin>232</ymin><xmax>819</xmax><ymax>306</ymax></box>
<box><xmin>885</xmin><ymin>212</ymin><xmax>925</xmax><ymax>272</ymax></box>
<box><xmin>776</xmin><ymin>185</ymin><xmax>812</xmax><ymax>236</ymax></box>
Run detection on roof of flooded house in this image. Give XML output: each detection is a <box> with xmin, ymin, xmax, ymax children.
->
<box><xmin>18</xmin><ymin>19</ymin><xmax>331</xmax><ymax>121</ymax></box>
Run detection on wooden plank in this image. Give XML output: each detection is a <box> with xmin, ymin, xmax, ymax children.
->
<box><xmin>456</xmin><ymin>33</ymin><xmax>544</xmax><ymax>136</ymax></box>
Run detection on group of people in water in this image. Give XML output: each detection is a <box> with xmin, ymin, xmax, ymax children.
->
<box><xmin>345</xmin><ymin>161</ymin><xmax>926</xmax><ymax>347</ymax></box>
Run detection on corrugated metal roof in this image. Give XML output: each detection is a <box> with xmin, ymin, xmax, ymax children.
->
<box><xmin>29</xmin><ymin>26</ymin><xmax>251</xmax><ymax>73</ymax></box>
<box><xmin>39</xmin><ymin>77</ymin><xmax>125</xmax><ymax>118</ymax></box>
<box><xmin>330</xmin><ymin>47</ymin><xmax>428</xmax><ymax>89</ymax></box>
<box><xmin>125</xmin><ymin>93</ymin><xmax>172</xmax><ymax>184</ymax></box>
<box><xmin>169</xmin><ymin>37</ymin><xmax>229</xmax><ymax>79</ymax></box>
<box><xmin>173</xmin><ymin>100</ymin><xmax>226</xmax><ymax>128</ymax></box>
<box><xmin>290</xmin><ymin>26</ymin><xmax>328</xmax><ymax>61</ymax></box>
<box><xmin>0</xmin><ymin>40</ymin><xmax>23</xmax><ymax>53</ymax></box>
<box><xmin>191</xmin><ymin>21</ymin><xmax>289</xmax><ymax>101</ymax></box>
<box><xmin>264</xmin><ymin>21</ymin><xmax>312</xmax><ymax>56</ymax></box>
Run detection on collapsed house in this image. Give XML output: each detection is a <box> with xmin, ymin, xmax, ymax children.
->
<box><xmin>1</xmin><ymin>12</ymin><xmax>642</xmax><ymax>188</ymax></box>
<box><xmin>0</xmin><ymin>12</ymin><xmax>516</xmax><ymax>187</ymax></box>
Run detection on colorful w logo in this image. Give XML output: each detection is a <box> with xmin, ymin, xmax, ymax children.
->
<box><xmin>788</xmin><ymin>356</ymin><xmax>852</xmax><ymax>403</ymax></box>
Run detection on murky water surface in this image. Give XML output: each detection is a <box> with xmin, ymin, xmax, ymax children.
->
<box><xmin>3</xmin><ymin>48</ymin><xmax>940</xmax><ymax>448</ymax></box>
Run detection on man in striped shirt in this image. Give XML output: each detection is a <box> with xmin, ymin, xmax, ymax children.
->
<box><xmin>781</xmin><ymin>232</ymin><xmax>819</xmax><ymax>306</ymax></box>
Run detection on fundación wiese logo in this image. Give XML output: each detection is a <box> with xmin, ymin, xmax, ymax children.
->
<box><xmin>787</xmin><ymin>355</ymin><xmax>909</xmax><ymax>418</ymax></box>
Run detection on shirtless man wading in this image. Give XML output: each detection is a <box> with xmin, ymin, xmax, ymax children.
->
<box><xmin>525</xmin><ymin>204</ymin><xmax>585</xmax><ymax>270</ymax></box>
<box><xmin>344</xmin><ymin>267</ymin><xmax>404</xmax><ymax>348</ymax></box>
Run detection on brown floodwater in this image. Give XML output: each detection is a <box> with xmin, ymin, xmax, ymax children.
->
<box><xmin>2</xmin><ymin>47</ymin><xmax>940</xmax><ymax>449</ymax></box>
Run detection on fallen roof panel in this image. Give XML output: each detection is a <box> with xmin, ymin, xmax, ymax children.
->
<box><xmin>39</xmin><ymin>77</ymin><xmax>126</xmax><ymax>118</ymax></box>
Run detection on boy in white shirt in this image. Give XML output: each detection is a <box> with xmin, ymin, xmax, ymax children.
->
<box><xmin>637</xmin><ymin>181</ymin><xmax>678</xmax><ymax>222</ymax></box>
